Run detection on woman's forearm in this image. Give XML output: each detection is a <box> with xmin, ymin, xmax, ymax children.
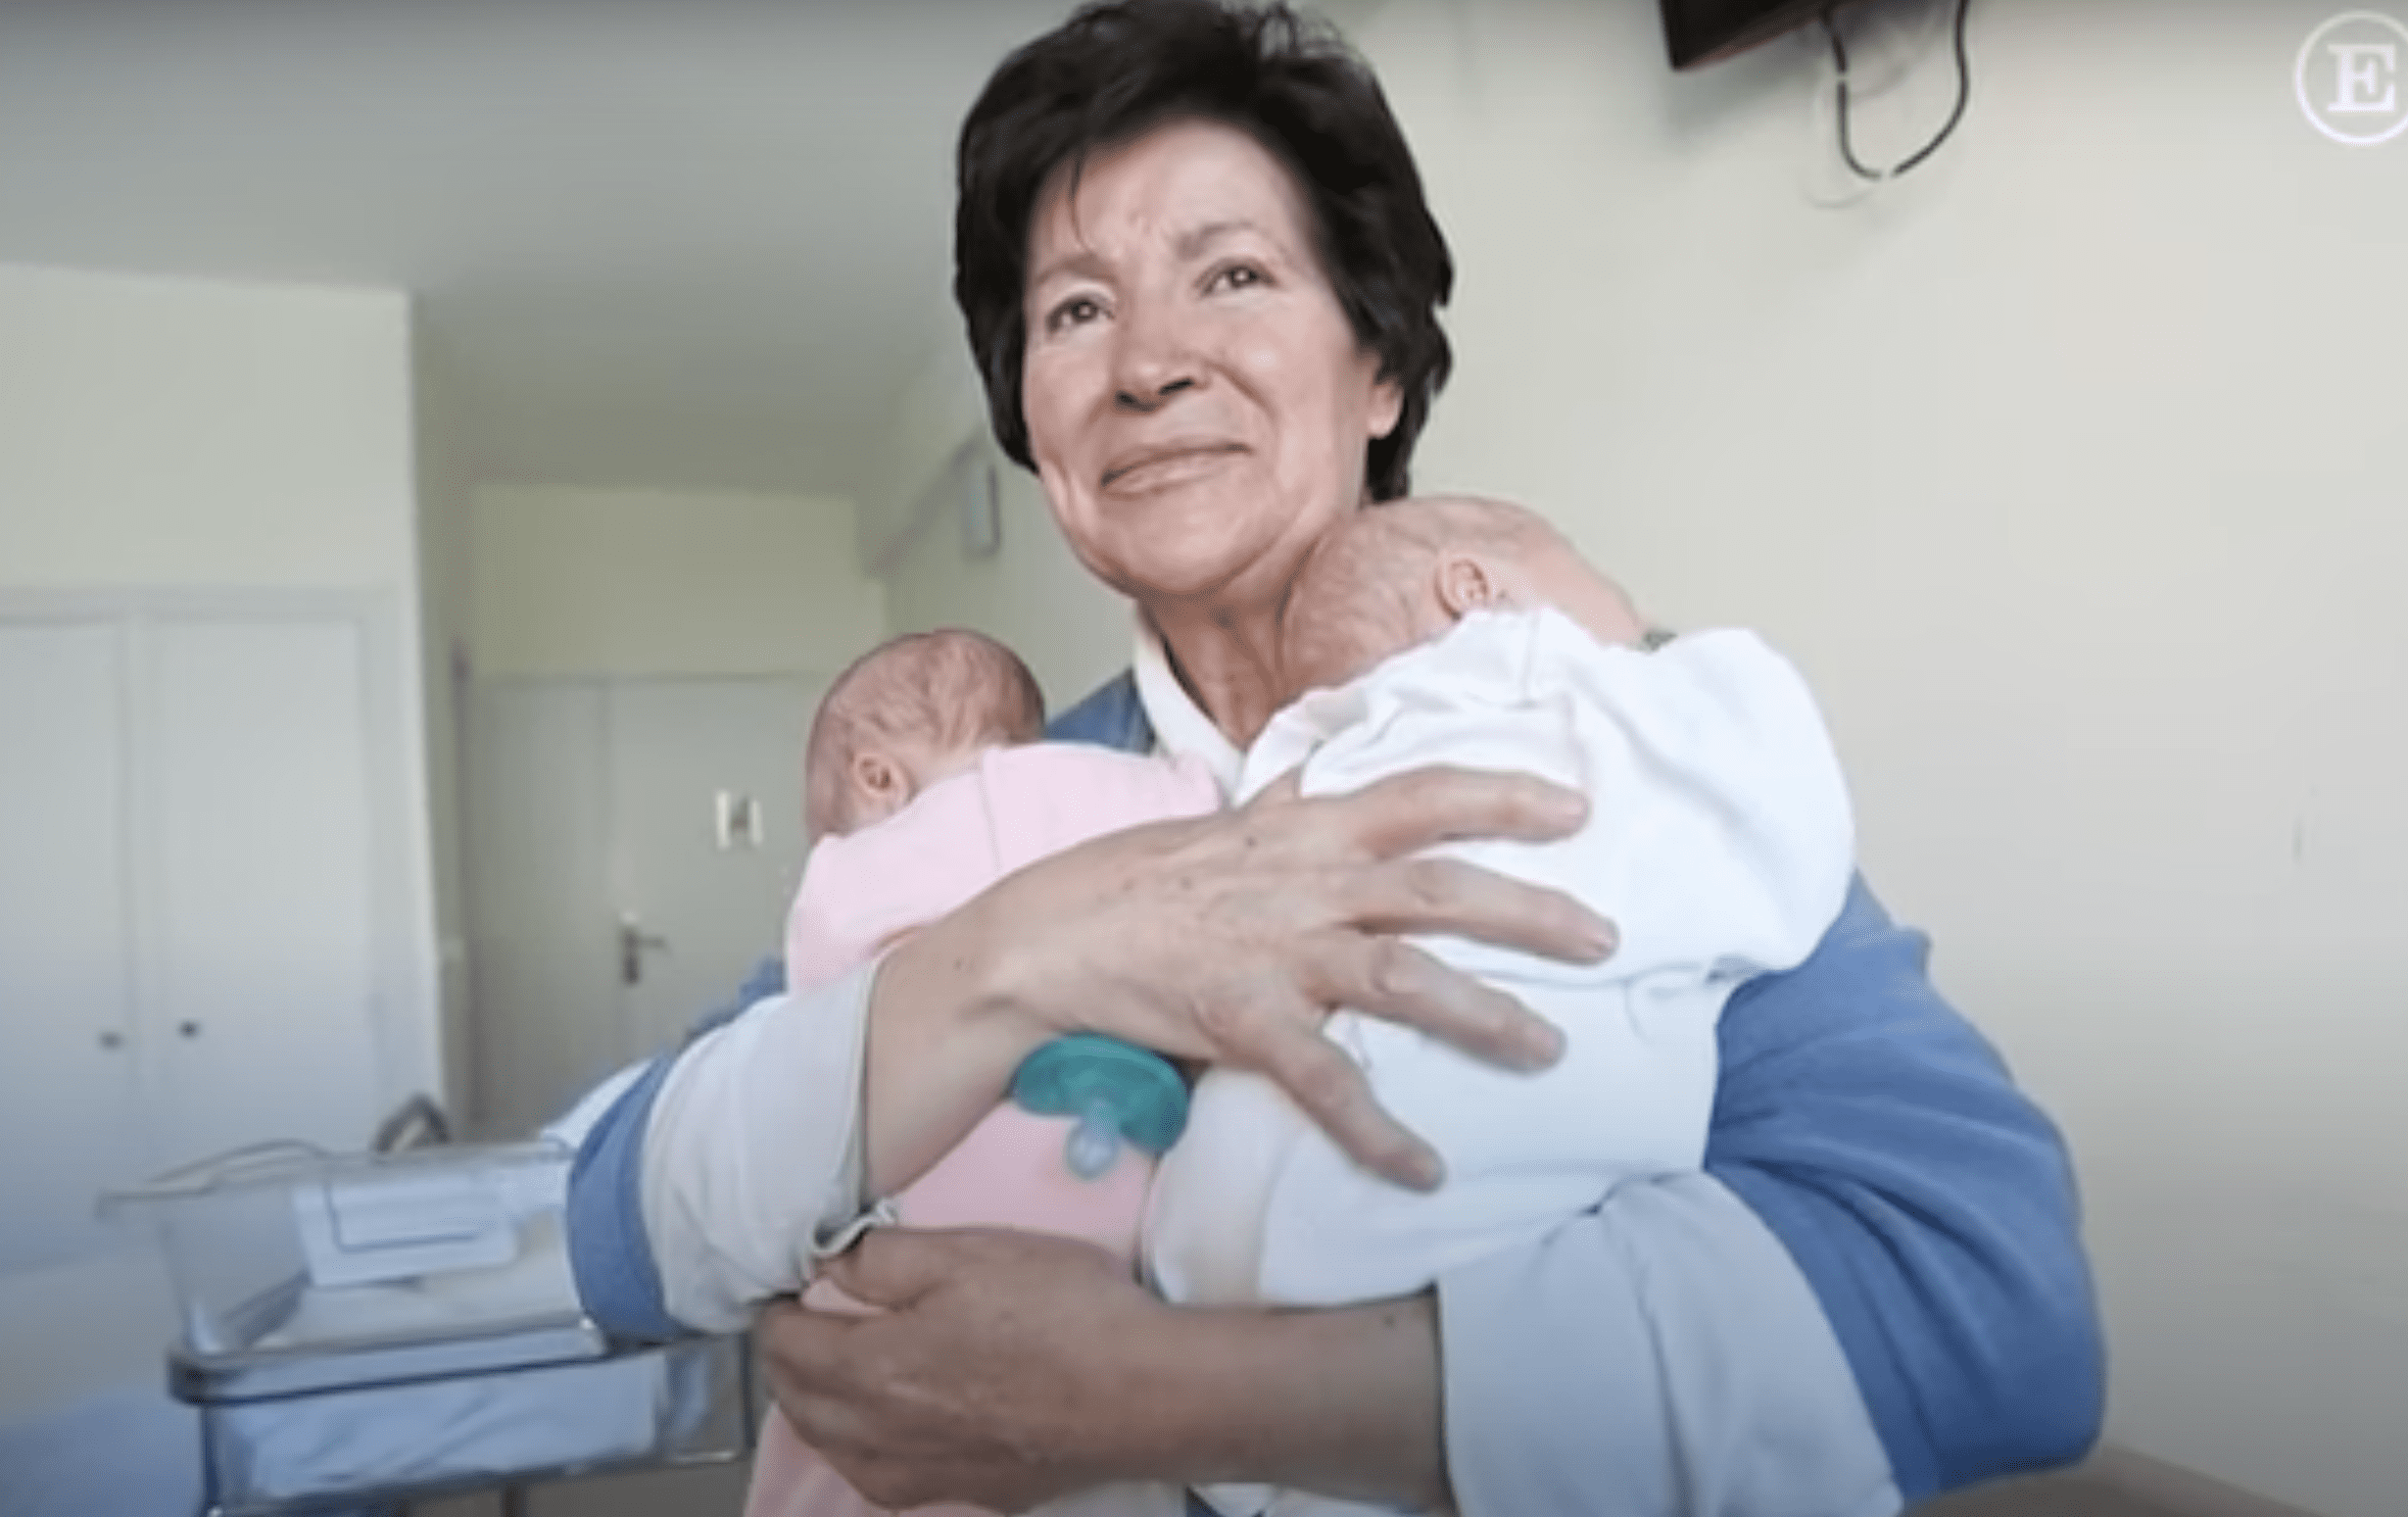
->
<box><xmin>1127</xmin><ymin>1293</ymin><xmax>1451</xmax><ymax>1509</ymax></box>
<box><xmin>861</xmin><ymin>893</ymin><xmax>1051</xmax><ymax>1197</ymax></box>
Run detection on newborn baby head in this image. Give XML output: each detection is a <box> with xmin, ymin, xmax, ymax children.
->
<box><xmin>804</xmin><ymin>628</ymin><xmax>1044</xmax><ymax>841</ymax></box>
<box><xmin>1280</xmin><ymin>494</ymin><xmax>1649</xmax><ymax>697</ymax></box>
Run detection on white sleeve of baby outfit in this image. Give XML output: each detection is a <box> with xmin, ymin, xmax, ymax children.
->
<box><xmin>1537</xmin><ymin>623</ymin><xmax>1855</xmax><ymax>981</ymax></box>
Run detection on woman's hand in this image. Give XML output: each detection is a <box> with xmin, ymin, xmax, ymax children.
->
<box><xmin>874</xmin><ymin>764</ymin><xmax>1613</xmax><ymax>1194</ymax></box>
<box><xmin>761</xmin><ymin>1230</ymin><xmax>1167</xmax><ymax>1511</ymax></box>
<box><xmin>761</xmin><ymin>1228</ymin><xmax>1449</xmax><ymax>1512</ymax></box>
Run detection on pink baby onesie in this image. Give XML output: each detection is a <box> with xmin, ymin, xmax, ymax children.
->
<box><xmin>749</xmin><ymin>742</ymin><xmax>1221</xmax><ymax>1517</ymax></box>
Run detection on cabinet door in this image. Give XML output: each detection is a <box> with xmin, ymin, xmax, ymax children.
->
<box><xmin>0</xmin><ymin>621</ymin><xmax>153</xmax><ymax>1272</ymax></box>
<box><xmin>148</xmin><ymin>617</ymin><xmax>383</xmax><ymax>1166</ymax></box>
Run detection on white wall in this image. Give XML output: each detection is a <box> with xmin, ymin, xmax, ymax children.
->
<box><xmin>411</xmin><ymin>317</ymin><xmax>479</xmax><ymax>1112</ymax></box>
<box><xmin>869</xmin><ymin>2</ymin><xmax>2408</xmax><ymax>1510</ymax></box>
<box><xmin>880</xmin><ymin>444</ymin><xmax>1133</xmax><ymax>713</ymax></box>
<box><xmin>855</xmin><ymin>323</ymin><xmax>996</xmax><ymax>576</ymax></box>
<box><xmin>467</xmin><ymin>483</ymin><xmax>887</xmax><ymax>679</ymax></box>
<box><xmin>1349</xmin><ymin>2</ymin><xmax>2404</xmax><ymax>1513</ymax></box>
<box><xmin>859</xmin><ymin>304</ymin><xmax>1137</xmax><ymax>716</ymax></box>
<box><xmin>0</xmin><ymin>264</ymin><xmax>419</xmax><ymax>587</ymax></box>
<box><xmin>0</xmin><ymin>260</ymin><xmax>445</xmax><ymax>1110</ymax></box>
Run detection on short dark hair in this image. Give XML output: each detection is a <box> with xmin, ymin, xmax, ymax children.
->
<box><xmin>954</xmin><ymin>0</ymin><xmax>1454</xmax><ymax>503</ymax></box>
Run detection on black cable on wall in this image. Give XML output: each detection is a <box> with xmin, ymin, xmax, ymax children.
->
<box><xmin>1824</xmin><ymin>0</ymin><xmax>1975</xmax><ymax>181</ymax></box>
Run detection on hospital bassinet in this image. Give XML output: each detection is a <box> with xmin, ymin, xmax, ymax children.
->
<box><xmin>105</xmin><ymin>1138</ymin><xmax>755</xmax><ymax>1516</ymax></box>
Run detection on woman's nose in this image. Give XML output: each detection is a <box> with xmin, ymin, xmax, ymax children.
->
<box><xmin>1110</xmin><ymin>302</ymin><xmax>1201</xmax><ymax>411</ymax></box>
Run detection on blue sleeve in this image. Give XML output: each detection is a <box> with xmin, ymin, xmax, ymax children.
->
<box><xmin>563</xmin><ymin>956</ymin><xmax>787</xmax><ymax>1341</ymax></box>
<box><xmin>1705</xmin><ymin>876</ymin><xmax>2104</xmax><ymax>1500</ymax></box>
<box><xmin>565</xmin><ymin>1051</ymin><xmax>685</xmax><ymax>1340</ymax></box>
<box><xmin>1047</xmin><ymin>670</ymin><xmax>1153</xmax><ymax>750</ymax></box>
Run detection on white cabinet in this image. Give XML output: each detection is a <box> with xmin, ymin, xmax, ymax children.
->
<box><xmin>0</xmin><ymin>604</ymin><xmax>405</xmax><ymax>1273</ymax></box>
<box><xmin>0</xmin><ymin>619</ymin><xmax>154</xmax><ymax>1271</ymax></box>
<box><xmin>145</xmin><ymin>619</ymin><xmax>384</xmax><ymax>1167</ymax></box>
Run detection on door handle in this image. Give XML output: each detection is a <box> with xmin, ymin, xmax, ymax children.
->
<box><xmin>618</xmin><ymin>913</ymin><xmax>671</xmax><ymax>987</ymax></box>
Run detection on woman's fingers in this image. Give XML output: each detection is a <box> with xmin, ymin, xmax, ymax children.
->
<box><xmin>818</xmin><ymin>1226</ymin><xmax>954</xmax><ymax>1310</ymax></box>
<box><xmin>1252</xmin><ymin>766</ymin><xmax>1615</xmax><ymax>965</ymax></box>
<box><xmin>756</xmin><ymin>1297</ymin><xmax>857</xmax><ymax>1431</ymax></box>
<box><xmin>757</xmin><ymin>1297</ymin><xmax>834</xmax><ymax>1387</ymax></box>
<box><xmin>1349</xmin><ymin>854</ymin><xmax>1615</xmax><ymax>965</ymax></box>
<box><xmin>1243</xmin><ymin>1006</ymin><xmax>1446</xmax><ymax>1191</ymax></box>
<box><xmin>1310</xmin><ymin>764</ymin><xmax>1592</xmax><ymax>854</ymax></box>
<box><xmin>1306</xmin><ymin>932</ymin><xmax>1564</xmax><ymax>1072</ymax></box>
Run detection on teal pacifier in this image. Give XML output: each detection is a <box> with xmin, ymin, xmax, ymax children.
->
<box><xmin>1009</xmin><ymin>1034</ymin><xmax>1189</xmax><ymax>1181</ymax></box>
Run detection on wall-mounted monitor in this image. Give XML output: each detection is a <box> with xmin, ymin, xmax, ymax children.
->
<box><xmin>1661</xmin><ymin>0</ymin><xmax>1832</xmax><ymax>70</ymax></box>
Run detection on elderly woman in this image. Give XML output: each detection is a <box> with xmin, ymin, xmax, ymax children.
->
<box><xmin>566</xmin><ymin>2</ymin><xmax>2102</xmax><ymax>1513</ymax></box>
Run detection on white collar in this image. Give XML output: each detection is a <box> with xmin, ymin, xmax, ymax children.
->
<box><xmin>1131</xmin><ymin>614</ymin><xmax>1245</xmax><ymax>798</ymax></box>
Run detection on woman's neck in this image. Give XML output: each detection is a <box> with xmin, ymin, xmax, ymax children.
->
<box><xmin>1146</xmin><ymin>599</ymin><xmax>1288</xmax><ymax>749</ymax></box>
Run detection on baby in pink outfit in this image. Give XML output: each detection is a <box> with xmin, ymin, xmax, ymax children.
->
<box><xmin>748</xmin><ymin>628</ymin><xmax>1220</xmax><ymax>1517</ymax></box>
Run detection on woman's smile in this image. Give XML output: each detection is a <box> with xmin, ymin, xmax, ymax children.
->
<box><xmin>1100</xmin><ymin>440</ymin><xmax>1249</xmax><ymax>494</ymax></box>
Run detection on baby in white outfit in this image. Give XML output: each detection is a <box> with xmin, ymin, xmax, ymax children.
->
<box><xmin>1146</xmin><ymin>496</ymin><xmax>1858</xmax><ymax>1517</ymax></box>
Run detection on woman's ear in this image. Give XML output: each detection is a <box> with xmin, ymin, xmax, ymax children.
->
<box><xmin>1367</xmin><ymin>376</ymin><xmax>1405</xmax><ymax>442</ymax></box>
<box><xmin>1433</xmin><ymin>550</ymin><xmax>1505</xmax><ymax>619</ymax></box>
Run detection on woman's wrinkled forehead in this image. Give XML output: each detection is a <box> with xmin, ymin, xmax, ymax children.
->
<box><xmin>1024</xmin><ymin>116</ymin><xmax>1332</xmax><ymax>295</ymax></box>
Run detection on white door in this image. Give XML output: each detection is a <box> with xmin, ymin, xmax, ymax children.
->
<box><xmin>608</xmin><ymin>680</ymin><xmax>814</xmax><ymax>1057</ymax></box>
<box><xmin>464</xmin><ymin>676</ymin><xmax>819</xmax><ymax>1139</ymax></box>
<box><xmin>146</xmin><ymin>617</ymin><xmax>385</xmax><ymax>1167</ymax></box>
<box><xmin>0</xmin><ymin>621</ymin><xmax>153</xmax><ymax>1272</ymax></box>
<box><xmin>464</xmin><ymin>682</ymin><xmax>623</xmax><ymax>1139</ymax></box>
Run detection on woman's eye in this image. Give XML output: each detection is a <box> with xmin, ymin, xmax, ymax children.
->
<box><xmin>1046</xmin><ymin>296</ymin><xmax>1103</xmax><ymax>333</ymax></box>
<box><xmin>1210</xmin><ymin>264</ymin><xmax>1266</xmax><ymax>293</ymax></box>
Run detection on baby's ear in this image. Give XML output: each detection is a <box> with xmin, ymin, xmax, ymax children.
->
<box><xmin>1433</xmin><ymin>550</ymin><xmax>1504</xmax><ymax>619</ymax></box>
<box><xmin>850</xmin><ymin>751</ymin><xmax>909</xmax><ymax>814</ymax></box>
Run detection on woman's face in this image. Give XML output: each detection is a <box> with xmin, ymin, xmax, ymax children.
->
<box><xmin>1020</xmin><ymin>118</ymin><xmax>1403</xmax><ymax>612</ymax></box>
